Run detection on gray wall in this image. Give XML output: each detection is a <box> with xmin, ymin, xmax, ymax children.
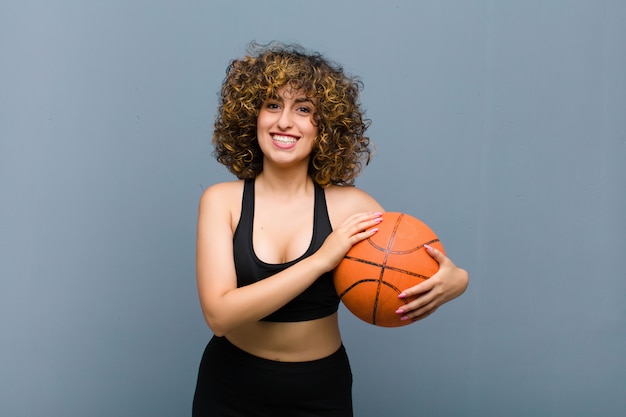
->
<box><xmin>1</xmin><ymin>1</ymin><xmax>625</xmax><ymax>416</ymax></box>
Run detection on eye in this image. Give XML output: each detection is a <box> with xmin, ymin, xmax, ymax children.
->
<box><xmin>263</xmin><ymin>100</ymin><xmax>281</xmax><ymax>111</ymax></box>
<box><xmin>297</xmin><ymin>106</ymin><xmax>312</xmax><ymax>113</ymax></box>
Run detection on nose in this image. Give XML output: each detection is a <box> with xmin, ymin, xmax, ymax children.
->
<box><xmin>276</xmin><ymin>108</ymin><xmax>293</xmax><ymax>130</ymax></box>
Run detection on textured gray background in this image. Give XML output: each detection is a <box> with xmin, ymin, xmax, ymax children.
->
<box><xmin>1</xmin><ymin>1</ymin><xmax>625</xmax><ymax>416</ymax></box>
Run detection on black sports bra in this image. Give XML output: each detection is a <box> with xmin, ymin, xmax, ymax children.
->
<box><xmin>232</xmin><ymin>179</ymin><xmax>340</xmax><ymax>322</ymax></box>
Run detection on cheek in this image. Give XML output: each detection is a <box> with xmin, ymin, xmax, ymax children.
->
<box><xmin>256</xmin><ymin>113</ymin><xmax>268</xmax><ymax>130</ymax></box>
<box><xmin>305</xmin><ymin>120</ymin><xmax>319</xmax><ymax>137</ymax></box>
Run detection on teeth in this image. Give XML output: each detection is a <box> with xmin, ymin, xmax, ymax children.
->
<box><xmin>272</xmin><ymin>135</ymin><xmax>297</xmax><ymax>144</ymax></box>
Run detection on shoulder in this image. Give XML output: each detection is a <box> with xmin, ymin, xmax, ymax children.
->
<box><xmin>197</xmin><ymin>180</ymin><xmax>246</xmax><ymax>234</ymax></box>
<box><xmin>200</xmin><ymin>180</ymin><xmax>244</xmax><ymax>205</ymax></box>
<box><xmin>324</xmin><ymin>184</ymin><xmax>383</xmax><ymax>208</ymax></box>
<box><xmin>324</xmin><ymin>184</ymin><xmax>384</xmax><ymax>226</ymax></box>
<box><xmin>198</xmin><ymin>180</ymin><xmax>245</xmax><ymax>225</ymax></box>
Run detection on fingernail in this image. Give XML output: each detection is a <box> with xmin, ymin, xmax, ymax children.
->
<box><xmin>370</xmin><ymin>227</ymin><xmax>379</xmax><ymax>234</ymax></box>
<box><xmin>400</xmin><ymin>315</ymin><xmax>410</xmax><ymax>321</ymax></box>
<box><xmin>397</xmin><ymin>292</ymin><xmax>406</xmax><ymax>298</ymax></box>
<box><xmin>424</xmin><ymin>244</ymin><xmax>433</xmax><ymax>251</ymax></box>
<box><xmin>395</xmin><ymin>308</ymin><xmax>405</xmax><ymax>314</ymax></box>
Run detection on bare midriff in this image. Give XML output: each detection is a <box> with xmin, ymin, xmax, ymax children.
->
<box><xmin>225</xmin><ymin>312</ymin><xmax>342</xmax><ymax>362</ymax></box>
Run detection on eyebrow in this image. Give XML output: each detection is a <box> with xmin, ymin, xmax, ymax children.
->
<box><xmin>294</xmin><ymin>97</ymin><xmax>315</xmax><ymax>105</ymax></box>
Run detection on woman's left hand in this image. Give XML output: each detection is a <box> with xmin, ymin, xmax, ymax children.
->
<box><xmin>395</xmin><ymin>244</ymin><xmax>469</xmax><ymax>322</ymax></box>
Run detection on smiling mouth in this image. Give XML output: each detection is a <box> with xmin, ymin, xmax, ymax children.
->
<box><xmin>272</xmin><ymin>134</ymin><xmax>298</xmax><ymax>145</ymax></box>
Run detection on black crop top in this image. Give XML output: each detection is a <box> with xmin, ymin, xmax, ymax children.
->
<box><xmin>233</xmin><ymin>179</ymin><xmax>340</xmax><ymax>322</ymax></box>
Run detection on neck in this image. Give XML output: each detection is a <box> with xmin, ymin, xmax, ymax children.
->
<box><xmin>255</xmin><ymin>169</ymin><xmax>313</xmax><ymax>197</ymax></box>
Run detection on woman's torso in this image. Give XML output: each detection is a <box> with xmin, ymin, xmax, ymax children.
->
<box><xmin>222</xmin><ymin>179</ymin><xmax>381</xmax><ymax>362</ymax></box>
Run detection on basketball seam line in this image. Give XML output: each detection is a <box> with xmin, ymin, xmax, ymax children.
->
<box><xmin>337</xmin><ymin>279</ymin><xmax>410</xmax><ymax>305</ymax></box>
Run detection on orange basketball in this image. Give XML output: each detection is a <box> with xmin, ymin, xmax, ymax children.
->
<box><xmin>333</xmin><ymin>212</ymin><xmax>445</xmax><ymax>327</ymax></box>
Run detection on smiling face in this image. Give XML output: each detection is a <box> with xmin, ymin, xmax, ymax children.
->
<box><xmin>256</xmin><ymin>87</ymin><xmax>318</xmax><ymax>169</ymax></box>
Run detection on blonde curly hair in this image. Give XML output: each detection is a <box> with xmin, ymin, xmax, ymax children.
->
<box><xmin>212</xmin><ymin>42</ymin><xmax>373</xmax><ymax>187</ymax></box>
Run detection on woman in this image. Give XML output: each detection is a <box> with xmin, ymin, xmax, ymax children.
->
<box><xmin>193</xmin><ymin>43</ymin><xmax>468</xmax><ymax>416</ymax></box>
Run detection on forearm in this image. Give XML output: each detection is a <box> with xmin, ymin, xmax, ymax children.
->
<box><xmin>200</xmin><ymin>254</ymin><xmax>329</xmax><ymax>336</ymax></box>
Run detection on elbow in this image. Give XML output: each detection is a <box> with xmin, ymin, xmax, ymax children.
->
<box><xmin>198</xmin><ymin>292</ymin><xmax>245</xmax><ymax>336</ymax></box>
<box><xmin>448</xmin><ymin>267</ymin><xmax>469</xmax><ymax>301</ymax></box>
<box><xmin>458</xmin><ymin>268</ymin><xmax>469</xmax><ymax>296</ymax></box>
<box><xmin>203</xmin><ymin>314</ymin><xmax>230</xmax><ymax>337</ymax></box>
<box><xmin>463</xmin><ymin>268</ymin><xmax>470</xmax><ymax>288</ymax></box>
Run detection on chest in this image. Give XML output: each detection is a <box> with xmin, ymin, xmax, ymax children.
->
<box><xmin>252</xmin><ymin>196</ymin><xmax>315</xmax><ymax>264</ymax></box>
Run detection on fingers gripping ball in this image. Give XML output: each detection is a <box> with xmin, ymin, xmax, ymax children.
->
<box><xmin>333</xmin><ymin>212</ymin><xmax>445</xmax><ymax>327</ymax></box>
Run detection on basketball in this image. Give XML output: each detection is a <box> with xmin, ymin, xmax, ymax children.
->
<box><xmin>333</xmin><ymin>212</ymin><xmax>445</xmax><ymax>327</ymax></box>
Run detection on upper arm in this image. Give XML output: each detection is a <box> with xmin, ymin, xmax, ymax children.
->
<box><xmin>196</xmin><ymin>182</ymin><xmax>241</xmax><ymax>314</ymax></box>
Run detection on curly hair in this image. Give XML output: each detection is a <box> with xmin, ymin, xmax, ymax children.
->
<box><xmin>212</xmin><ymin>42</ymin><xmax>373</xmax><ymax>187</ymax></box>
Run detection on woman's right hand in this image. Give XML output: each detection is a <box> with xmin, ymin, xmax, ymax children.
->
<box><xmin>314</xmin><ymin>211</ymin><xmax>383</xmax><ymax>272</ymax></box>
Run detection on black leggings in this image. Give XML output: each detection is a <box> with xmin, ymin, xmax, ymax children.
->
<box><xmin>192</xmin><ymin>336</ymin><xmax>353</xmax><ymax>417</ymax></box>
